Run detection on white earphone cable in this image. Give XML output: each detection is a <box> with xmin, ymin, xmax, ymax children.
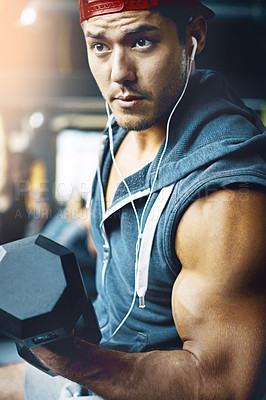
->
<box><xmin>102</xmin><ymin>42</ymin><xmax>196</xmax><ymax>343</ymax></box>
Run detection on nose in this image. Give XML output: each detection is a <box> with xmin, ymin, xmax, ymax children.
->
<box><xmin>111</xmin><ymin>47</ymin><xmax>136</xmax><ymax>85</ymax></box>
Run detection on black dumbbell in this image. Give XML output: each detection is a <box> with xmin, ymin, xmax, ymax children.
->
<box><xmin>0</xmin><ymin>234</ymin><xmax>101</xmax><ymax>375</ymax></box>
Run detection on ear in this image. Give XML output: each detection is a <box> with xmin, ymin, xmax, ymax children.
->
<box><xmin>185</xmin><ymin>16</ymin><xmax>207</xmax><ymax>58</ymax></box>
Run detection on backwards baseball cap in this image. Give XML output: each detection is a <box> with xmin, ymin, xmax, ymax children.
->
<box><xmin>79</xmin><ymin>0</ymin><xmax>215</xmax><ymax>23</ymax></box>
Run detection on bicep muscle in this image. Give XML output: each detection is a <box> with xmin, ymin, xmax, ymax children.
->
<box><xmin>172</xmin><ymin>189</ymin><xmax>266</xmax><ymax>399</ymax></box>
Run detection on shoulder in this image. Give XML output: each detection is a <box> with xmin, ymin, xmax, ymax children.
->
<box><xmin>175</xmin><ymin>188</ymin><xmax>266</xmax><ymax>281</ymax></box>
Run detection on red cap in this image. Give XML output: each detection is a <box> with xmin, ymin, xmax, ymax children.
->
<box><xmin>79</xmin><ymin>0</ymin><xmax>215</xmax><ymax>23</ymax></box>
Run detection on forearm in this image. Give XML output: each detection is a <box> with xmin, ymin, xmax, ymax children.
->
<box><xmin>32</xmin><ymin>338</ymin><xmax>203</xmax><ymax>400</ymax></box>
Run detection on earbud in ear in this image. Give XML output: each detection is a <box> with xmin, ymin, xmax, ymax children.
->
<box><xmin>190</xmin><ymin>36</ymin><xmax>198</xmax><ymax>61</ymax></box>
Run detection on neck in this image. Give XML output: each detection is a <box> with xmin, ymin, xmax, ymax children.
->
<box><xmin>129</xmin><ymin>118</ymin><xmax>167</xmax><ymax>156</ymax></box>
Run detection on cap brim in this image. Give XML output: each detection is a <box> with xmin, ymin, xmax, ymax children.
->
<box><xmin>198</xmin><ymin>5</ymin><xmax>215</xmax><ymax>19</ymax></box>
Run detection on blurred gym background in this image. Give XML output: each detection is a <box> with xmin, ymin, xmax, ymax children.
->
<box><xmin>0</xmin><ymin>0</ymin><xmax>266</xmax><ymax>399</ymax></box>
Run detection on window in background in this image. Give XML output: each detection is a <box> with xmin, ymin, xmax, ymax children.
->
<box><xmin>0</xmin><ymin>115</ymin><xmax>8</xmax><ymax>198</ymax></box>
<box><xmin>55</xmin><ymin>130</ymin><xmax>101</xmax><ymax>205</ymax></box>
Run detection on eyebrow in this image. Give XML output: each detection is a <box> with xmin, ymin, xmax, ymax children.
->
<box><xmin>126</xmin><ymin>25</ymin><xmax>159</xmax><ymax>36</ymax></box>
<box><xmin>85</xmin><ymin>25</ymin><xmax>159</xmax><ymax>40</ymax></box>
<box><xmin>85</xmin><ymin>31</ymin><xmax>105</xmax><ymax>39</ymax></box>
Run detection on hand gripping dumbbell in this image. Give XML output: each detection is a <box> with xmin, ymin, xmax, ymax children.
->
<box><xmin>0</xmin><ymin>234</ymin><xmax>101</xmax><ymax>375</ymax></box>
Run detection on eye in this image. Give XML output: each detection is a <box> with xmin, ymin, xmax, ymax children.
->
<box><xmin>91</xmin><ymin>43</ymin><xmax>109</xmax><ymax>54</ymax></box>
<box><xmin>134</xmin><ymin>38</ymin><xmax>154</xmax><ymax>49</ymax></box>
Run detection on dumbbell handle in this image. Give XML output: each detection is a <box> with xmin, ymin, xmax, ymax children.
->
<box><xmin>16</xmin><ymin>297</ymin><xmax>101</xmax><ymax>376</ymax></box>
<box><xmin>16</xmin><ymin>341</ymin><xmax>56</xmax><ymax>376</ymax></box>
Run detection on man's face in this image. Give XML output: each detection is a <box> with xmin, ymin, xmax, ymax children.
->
<box><xmin>82</xmin><ymin>10</ymin><xmax>187</xmax><ymax>132</ymax></box>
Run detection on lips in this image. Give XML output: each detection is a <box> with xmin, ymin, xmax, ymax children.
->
<box><xmin>116</xmin><ymin>95</ymin><xmax>143</xmax><ymax>101</ymax></box>
<box><xmin>113</xmin><ymin>94</ymin><xmax>146</xmax><ymax>109</ymax></box>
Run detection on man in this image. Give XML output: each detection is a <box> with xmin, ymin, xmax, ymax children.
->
<box><xmin>27</xmin><ymin>1</ymin><xmax>266</xmax><ymax>399</ymax></box>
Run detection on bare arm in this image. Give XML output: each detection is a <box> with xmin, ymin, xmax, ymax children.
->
<box><xmin>173</xmin><ymin>189</ymin><xmax>266</xmax><ymax>399</ymax></box>
<box><xmin>32</xmin><ymin>189</ymin><xmax>266</xmax><ymax>400</ymax></box>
